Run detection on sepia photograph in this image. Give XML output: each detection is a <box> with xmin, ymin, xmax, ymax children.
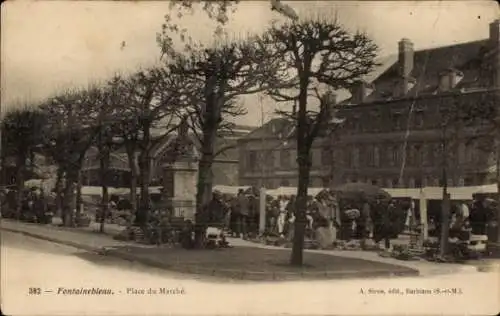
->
<box><xmin>1</xmin><ymin>0</ymin><xmax>499</xmax><ymax>315</ymax></box>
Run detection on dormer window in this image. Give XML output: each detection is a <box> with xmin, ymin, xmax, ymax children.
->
<box><xmin>350</xmin><ymin>82</ymin><xmax>373</xmax><ymax>104</ymax></box>
<box><xmin>391</xmin><ymin>111</ymin><xmax>403</xmax><ymax>130</ymax></box>
<box><xmin>438</xmin><ymin>68</ymin><xmax>464</xmax><ymax>91</ymax></box>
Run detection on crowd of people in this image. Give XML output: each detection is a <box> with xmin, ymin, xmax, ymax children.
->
<box><xmin>196</xmin><ymin>188</ymin><xmax>412</xmax><ymax>250</ymax></box>
<box><xmin>197</xmin><ymin>188</ymin><xmax>498</xmax><ymax>251</ymax></box>
<box><xmin>0</xmin><ymin>187</ymin><xmax>54</xmax><ymax>223</ymax></box>
<box><xmin>2</xmin><ymin>184</ymin><xmax>497</xmax><ymax>252</ymax></box>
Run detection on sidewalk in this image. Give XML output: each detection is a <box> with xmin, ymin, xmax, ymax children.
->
<box><xmin>0</xmin><ymin>219</ymin><xmax>487</xmax><ymax>280</ymax></box>
<box><xmin>0</xmin><ymin>219</ymin><xmax>139</xmax><ymax>252</ymax></box>
<box><xmin>226</xmin><ymin>237</ymin><xmax>486</xmax><ymax>277</ymax></box>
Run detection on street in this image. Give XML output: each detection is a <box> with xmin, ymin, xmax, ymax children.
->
<box><xmin>1</xmin><ymin>231</ymin><xmax>498</xmax><ymax>316</ymax></box>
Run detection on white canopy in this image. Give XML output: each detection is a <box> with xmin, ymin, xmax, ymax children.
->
<box><xmin>80</xmin><ymin>186</ymin><xmax>163</xmax><ymax>196</ymax></box>
<box><xmin>265</xmin><ymin>186</ymin><xmax>325</xmax><ymax>198</ymax></box>
<box><xmin>212</xmin><ymin>185</ymin><xmax>251</xmax><ymax>195</ymax></box>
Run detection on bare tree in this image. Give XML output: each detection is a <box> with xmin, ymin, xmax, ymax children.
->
<box><xmin>117</xmin><ymin>68</ymin><xmax>190</xmax><ymax>226</ymax></box>
<box><xmin>1</xmin><ymin>107</ymin><xmax>47</xmax><ymax>219</ymax></box>
<box><xmin>458</xmin><ymin>89</ymin><xmax>500</xmax><ymax>241</ymax></box>
<box><xmin>40</xmin><ymin>88</ymin><xmax>100</xmax><ymax>226</ymax></box>
<box><xmin>260</xmin><ymin>18</ymin><xmax>379</xmax><ymax>265</ymax></box>
<box><xmin>163</xmin><ymin>38</ymin><xmax>283</xmax><ymax>221</ymax></box>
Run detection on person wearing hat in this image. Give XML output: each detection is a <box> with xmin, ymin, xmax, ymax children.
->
<box><xmin>237</xmin><ymin>189</ymin><xmax>249</xmax><ymax>239</ymax></box>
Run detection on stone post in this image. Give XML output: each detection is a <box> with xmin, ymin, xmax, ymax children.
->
<box><xmin>419</xmin><ymin>190</ymin><xmax>428</xmax><ymax>240</ymax></box>
<box><xmin>259</xmin><ymin>187</ymin><xmax>266</xmax><ymax>235</ymax></box>
<box><xmin>162</xmin><ymin>160</ymin><xmax>198</xmax><ymax>221</ymax></box>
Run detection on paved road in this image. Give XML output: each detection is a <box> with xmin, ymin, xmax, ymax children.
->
<box><xmin>1</xmin><ymin>231</ymin><xmax>498</xmax><ymax>316</ymax></box>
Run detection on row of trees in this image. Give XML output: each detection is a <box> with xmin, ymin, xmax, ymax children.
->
<box><xmin>2</xmin><ymin>2</ymin><xmax>381</xmax><ymax>265</ymax></box>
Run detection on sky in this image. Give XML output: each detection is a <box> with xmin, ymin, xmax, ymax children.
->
<box><xmin>1</xmin><ymin>0</ymin><xmax>498</xmax><ymax>126</ymax></box>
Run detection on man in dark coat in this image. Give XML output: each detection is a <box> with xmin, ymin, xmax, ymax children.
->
<box><xmin>206</xmin><ymin>191</ymin><xmax>227</xmax><ymax>229</ymax></box>
<box><xmin>372</xmin><ymin>196</ymin><xmax>392</xmax><ymax>249</ymax></box>
<box><xmin>470</xmin><ymin>198</ymin><xmax>488</xmax><ymax>235</ymax></box>
<box><xmin>237</xmin><ymin>189</ymin><xmax>249</xmax><ymax>239</ymax></box>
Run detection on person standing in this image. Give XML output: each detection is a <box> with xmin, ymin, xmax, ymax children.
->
<box><xmin>229</xmin><ymin>196</ymin><xmax>240</xmax><ymax>237</ymax></box>
<box><xmin>237</xmin><ymin>189</ymin><xmax>249</xmax><ymax>239</ymax></box>
<box><xmin>314</xmin><ymin>195</ymin><xmax>333</xmax><ymax>249</ymax></box>
<box><xmin>359</xmin><ymin>200</ymin><xmax>371</xmax><ymax>249</ymax></box>
<box><xmin>277</xmin><ymin>195</ymin><xmax>288</xmax><ymax>238</ymax></box>
<box><xmin>372</xmin><ymin>196</ymin><xmax>387</xmax><ymax>249</ymax></box>
<box><xmin>285</xmin><ymin>195</ymin><xmax>296</xmax><ymax>241</ymax></box>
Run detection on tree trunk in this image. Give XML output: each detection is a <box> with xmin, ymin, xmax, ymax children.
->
<box><xmin>62</xmin><ymin>169</ymin><xmax>77</xmax><ymax>227</ymax></box>
<box><xmin>99</xmin><ymin>146</ymin><xmax>110</xmax><ymax>233</ymax></box>
<box><xmin>137</xmin><ymin>121</ymin><xmax>152</xmax><ymax>227</ymax></box>
<box><xmin>126</xmin><ymin>143</ymin><xmax>138</xmax><ymax>219</ymax></box>
<box><xmin>75</xmin><ymin>170</ymin><xmax>83</xmax><ymax>225</ymax></box>
<box><xmin>495</xmin><ymin>140</ymin><xmax>500</xmax><ymax>243</ymax></box>
<box><xmin>55</xmin><ymin>168</ymin><xmax>64</xmax><ymax>218</ymax></box>
<box><xmin>196</xmin><ymin>131</ymin><xmax>217</xmax><ymax>215</ymax></box>
<box><xmin>15</xmin><ymin>155</ymin><xmax>26</xmax><ymax>220</ymax></box>
<box><xmin>290</xmin><ymin>79</ymin><xmax>311</xmax><ymax>267</ymax></box>
<box><xmin>290</xmin><ymin>151</ymin><xmax>311</xmax><ymax>266</ymax></box>
<box><xmin>196</xmin><ymin>94</ymin><xmax>221</xmax><ymax>214</ymax></box>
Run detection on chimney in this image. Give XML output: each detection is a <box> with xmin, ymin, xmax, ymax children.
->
<box><xmin>489</xmin><ymin>19</ymin><xmax>500</xmax><ymax>88</ymax></box>
<box><xmin>398</xmin><ymin>38</ymin><xmax>415</xmax><ymax>95</ymax></box>
<box><xmin>179</xmin><ymin>116</ymin><xmax>189</xmax><ymax>139</ymax></box>
<box><xmin>350</xmin><ymin>82</ymin><xmax>372</xmax><ymax>104</ymax></box>
<box><xmin>438</xmin><ymin>68</ymin><xmax>464</xmax><ymax>91</ymax></box>
<box><xmin>324</xmin><ymin>91</ymin><xmax>337</xmax><ymax>105</ymax></box>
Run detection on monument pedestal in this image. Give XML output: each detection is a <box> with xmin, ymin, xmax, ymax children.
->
<box><xmin>163</xmin><ymin>160</ymin><xmax>198</xmax><ymax>221</ymax></box>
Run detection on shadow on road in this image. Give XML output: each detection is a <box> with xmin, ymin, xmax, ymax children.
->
<box><xmin>71</xmin><ymin>250</ymin><xmax>246</xmax><ymax>284</ymax></box>
<box><xmin>73</xmin><ymin>244</ymin><xmax>419</xmax><ymax>283</ymax></box>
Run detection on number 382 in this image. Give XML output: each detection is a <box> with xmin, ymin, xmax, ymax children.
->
<box><xmin>29</xmin><ymin>287</ymin><xmax>41</xmax><ymax>295</ymax></box>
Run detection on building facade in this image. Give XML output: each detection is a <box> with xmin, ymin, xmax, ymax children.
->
<box><xmin>239</xmin><ymin>19</ymin><xmax>500</xmax><ymax>190</ymax></box>
<box><xmin>82</xmin><ymin>125</ymin><xmax>253</xmax><ymax>188</ymax></box>
<box><xmin>238</xmin><ymin>117</ymin><xmax>335</xmax><ymax>189</ymax></box>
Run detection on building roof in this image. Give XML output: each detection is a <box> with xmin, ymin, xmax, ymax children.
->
<box><xmin>342</xmin><ymin>38</ymin><xmax>496</xmax><ymax>104</ymax></box>
<box><xmin>241</xmin><ymin>118</ymin><xmax>295</xmax><ymax>141</ymax></box>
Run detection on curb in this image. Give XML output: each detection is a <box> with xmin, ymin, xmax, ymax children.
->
<box><xmin>2</xmin><ymin>226</ymin><xmax>420</xmax><ymax>281</ymax></box>
<box><xmin>1</xmin><ymin>227</ymin><xmax>102</xmax><ymax>253</ymax></box>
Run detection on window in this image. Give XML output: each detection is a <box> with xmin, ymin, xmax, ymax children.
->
<box><xmin>321</xmin><ymin>148</ymin><xmax>331</xmax><ymax>165</ymax></box>
<box><xmin>369</xmin><ymin>111</ymin><xmax>380</xmax><ymax>131</ymax></box>
<box><xmin>392</xmin><ymin>178</ymin><xmax>399</xmax><ymax>188</ymax></box>
<box><xmin>313</xmin><ymin>177</ymin><xmax>323</xmax><ymax>187</ymax></box>
<box><xmin>374</xmin><ymin>146</ymin><xmax>380</xmax><ymax>167</ymax></box>
<box><xmin>427</xmin><ymin>144</ymin><xmax>435</xmax><ymax>165</ymax></box>
<box><xmin>458</xmin><ymin>178</ymin><xmax>465</xmax><ymax>187</ymax></box>
<box><xmin>414</xmin><ymin>110</ymin><xmax>424</xmax><ymax>128</ymax></box>
<box><xmin>414</xmin><ymin>144</ymin><xmax>423</xmax><ymax>166</ymax></box>
<box><xmin>386</xmin><ymin>179</ymin><xmax>393</xmax><ymax>188</ymax></box>
<box><xmin>391</xmin><ymin>145</ymin><xmax>400</xmax><ymax>166</ymax></box>
<box><xmin>351</xmin><ymin>147</ymin><xmax>360</xmax><ymax>168</ymax></box>
<box><xmin>344</xmin><ymin>147</ymin><xmax>352</xmax><ymax>167</ymax></box>
<box><xmin>366</xmin><ymin>145</ymin><xmax>374</xmax><ymax>166</ymax></box>
<box><xmin>392</xmin><ymin>112</ymin><xmax>402</xmax><ymax>130</ymax></box>
<box><xmin>280</xmin><ymin>149</ymin><xmax>291</xmax><ymax>169</ymax></box>
<box><xmin>421</xmin><ymin>144</ymin><xmax>428</xmax><ymax>165</ymax></box>
<box><xmin>248</xmin><ymin>151</ymin><xmax>257</xmax><ymax>171</ymax></box>
<box><xmin>408</xmin><ymin>178</ymin><xmax>415</xmax><ymax>188</ymax></box>
<box><xmin>406</xmin><ymin>145</ymin><xmax>414</xmax><ymax>166</ymax></box>
<box><xmin>353</xmin><ymin>115</ymin><xmax>361</xmax><ymax>131</ymax></box>
<box><xmin>465</xmin><ymin>142</ymin><xmax>475</xmax><ymax>164</ymax></box>
<box><xmin>415</xmin><ymin>177</ymin><xmax>423</xmax><ymax>188</ymax></box>
<box><xmin>263</xmin><ymin>150</ymin><xmax>273</xmax><ymax>167</ymax></box>
<box><xmin>322</xmin><ymin>177</ymin><xmax>331</xmax><ymax>188</ymax></box>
